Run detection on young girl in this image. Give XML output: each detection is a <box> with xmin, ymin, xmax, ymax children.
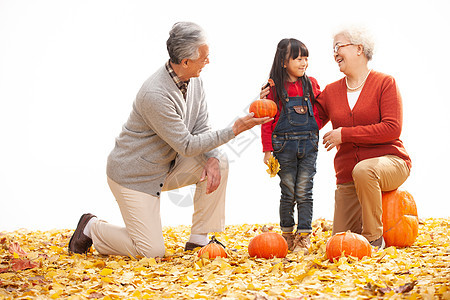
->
<box><xmin>261</xmin><ymin>38</ymin><xmax>322</xmax><ymax>253</ymax></box>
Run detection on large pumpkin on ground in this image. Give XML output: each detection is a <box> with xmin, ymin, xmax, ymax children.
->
<box><xmin>248</xmin><ymin>232</ymin><xmax>288</xmax><ymax>259</ymax></box>
<box><xmin>326</xmin><ymin>231</ymin><xmax>372</xmax><ymax>262</ymax></box>
<box><xmin>382</xmin><ymin>189</ymin><xmax>418</xmax><ymax>247</ymax></box>
<box><xmin>249</xmin><ymin>99</ymin><xmax>277</xmax><ymax>118</ymax></box>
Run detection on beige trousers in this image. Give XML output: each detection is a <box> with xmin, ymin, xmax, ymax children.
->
<box><xmin>90</xmin><ymin>153</ymin><xmax>228</xmax><ymax>258</ymax></box>
<box><xmin>332</xmin><ymin>155</ymin><xmax>410</xmax><ymax>242</ymax></box>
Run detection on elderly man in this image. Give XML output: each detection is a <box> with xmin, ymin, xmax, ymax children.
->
<box><xmin>68</xmin><ymin>22</ymin><xmax>270</xmax><ymax>258</ymax></box>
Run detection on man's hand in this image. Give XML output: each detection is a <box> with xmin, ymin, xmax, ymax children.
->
<box><xmin>199</xmin><ymin>157</ymin><xmax>221</xmax><ymax>194</ymax></box>
<box><xmin>232</xmin><ymin>113</ymin><xmax>273</xmax><ymax>136</ymax></box>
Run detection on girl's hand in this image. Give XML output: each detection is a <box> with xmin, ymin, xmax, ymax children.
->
<box><xmin>260</xmin><ymin>85</ymin><xmax>270</xmax><ymax>99</ymax></box>
<box><xmin>263</xmin><ymin>151</ymin><xmax>272</xmax><ymax>164</ymax></box>
<box><xmin>323</xmin><ymin>127</ymin><xmax>342</xmax><ymax>151</ymax></box>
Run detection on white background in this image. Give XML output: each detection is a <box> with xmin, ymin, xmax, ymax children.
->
<box><xmin>1</xmin><ymin>0</ymin><xmax>449</xmax><ymax>232</ymax></box>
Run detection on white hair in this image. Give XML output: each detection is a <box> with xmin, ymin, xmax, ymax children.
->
<box><xmin>166</xmin><ymin>22</ymin><xmax>208</xmax><ymax>64</ymax></box>
<box><xmin>334</xmin><ymin>25</ymin><xmax>375</xmax><ymax>61</ymax></box>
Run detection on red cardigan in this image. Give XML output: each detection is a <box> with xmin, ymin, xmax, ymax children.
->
<box><xmin>316</xmin><ymin>70</ymin><xmax>412</xmax><ymax>184</ymax></box>
<box><xmin>261</xmin><ymin>77</ymin><xmax>322</xmax><ymax>152</ymax></box>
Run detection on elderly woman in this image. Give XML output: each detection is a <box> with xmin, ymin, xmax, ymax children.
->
<box><xmin>318</xmin><ymin>26</ymin><xmax>411</xmax><ymax>249</ymax></box>
<box><xmin>260</xmin><ymin>27</ymin><xmax>411</xmax><ymax>250</ymax></box>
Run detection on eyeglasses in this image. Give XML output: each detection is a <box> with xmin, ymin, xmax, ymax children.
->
<box><xmin>334</xmin><ymin>43</ymin><xmax>354</xmax><ymax>53</ymax></box>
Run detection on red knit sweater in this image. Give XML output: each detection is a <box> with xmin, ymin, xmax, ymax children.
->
<box><xmin>261</xmin><ymin>77</ymin><xmax>322</xmax><ymax>152</ymax></box>
<box><xmin>316</xmin><ymin>70</ymin><xmax>412</xmax><ymax>184</ymax></box>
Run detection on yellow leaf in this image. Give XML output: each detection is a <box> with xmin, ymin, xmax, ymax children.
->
<box><xmin>50</xmin><ymin>290</ymin><xmax>63</xmax><ymax>299</ymax></box>
<box><xmin>50</xmin><ymin>245</ymin><xmax>64</xmax><ymax>253</ymax></box>
<box><xmin>194</xmin><ymin>293</ymin><xmax>208</xmax><ymax>299</ymax></box>
<box><xmin>270</xmin><ymin>262</ymin><xmax>283</xmax><ymax>273</ymax></box>
<box><xmin>217</xmin><ymin>286</ymin><xmax>228</xmax><ymax>294</ymax></box>
<box><xmin>92</xmin><ymin>260</ymin><xmax>106</xmax><ymax>268</ymax></box>
<box><xmin>132</xmin><ymin>290</ymin><xmax>142</xmax><ymax>298</ymax></box>
<box><xmin>100</xmin><ymin>268</ymin><xmax>113</xmax><ymax>276</ymax></box>
<box><xmin>134</xmin><ymin>266</ymin><xmax>146</xmax><ymax>272</ymax></box>
<box><xmin>265</xmin><ymin>155</ymin><xmax>281</xmax><ymax>177</ymax></box>
<box><xmin>101</xmin><ymin>276</ymin><xmax>113</xmax><ymax>284</ymax></box>
<box><xmin>46</xmin><ymin>270</ymin><xmax>57</xmax><ymax>278</ymax></box>
<box><xmin>139</xmin><ymin>257</ymin><xmax>157</xmax><ymax>266</ymax></box>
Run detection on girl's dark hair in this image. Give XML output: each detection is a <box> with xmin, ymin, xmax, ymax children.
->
<box><xmin>268</xmin><ymin>38</ymin><xmax>314</xmax><ymax>109</ymax></box>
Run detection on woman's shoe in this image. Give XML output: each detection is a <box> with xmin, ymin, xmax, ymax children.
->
<box><xmin>369</xmin><ymin>236</ymin><xmax>386</xmax><ymax>250</ymax></box>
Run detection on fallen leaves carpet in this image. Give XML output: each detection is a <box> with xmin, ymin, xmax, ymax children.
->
<box><xmin>1</xmin><ymin>218</ymin><xmax>449</xmax><ymax>299</ymax></box>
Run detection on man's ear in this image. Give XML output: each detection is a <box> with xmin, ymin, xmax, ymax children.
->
<box><xmin>181</xmin><ymin>58</ymin><xmax>189</xmax><ymax>68</ymax></box>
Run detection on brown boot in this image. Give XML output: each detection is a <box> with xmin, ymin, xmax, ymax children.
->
<box><xmin>292</xmin><ymin>232</ymin><xmax>311</xmax><ymax>254</ymax></box>
<box><xmin>282</xmin><ymin>232</ymin><xmax>295</xmax><ymax>251</ymax></box>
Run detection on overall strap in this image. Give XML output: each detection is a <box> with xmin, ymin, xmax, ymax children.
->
<box><xmin>300</xmin><ymin>76</ymin><xmax>314</xmax><ymax>117</ymax></box>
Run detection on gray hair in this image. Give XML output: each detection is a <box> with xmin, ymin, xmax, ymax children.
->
<box><xmin>334</xmin><ymin>25</ymin><xmax>375</xmax><ymax>61</ymax></box>
<box><xmin>166</xmin><ymin>22</ymin><xmax>208</xmax><ymax>64</ymax></box>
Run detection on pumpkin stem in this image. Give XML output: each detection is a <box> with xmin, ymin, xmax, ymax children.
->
<box><xmin>209</xmin><ymin>235</ymin><xmax>226</xmax><ymax>249</ymax></box>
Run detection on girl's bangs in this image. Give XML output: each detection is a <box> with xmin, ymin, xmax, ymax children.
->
<box><xmin>288</xmin><ymin>40</ymin><xmax>309</xmax><ymax>59</ymax></box>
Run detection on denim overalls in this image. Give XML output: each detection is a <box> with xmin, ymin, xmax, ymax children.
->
<box><xmin>271</xmin><ymin>78</ymin><xmax>319</xmax><ymax>233</ymax></box>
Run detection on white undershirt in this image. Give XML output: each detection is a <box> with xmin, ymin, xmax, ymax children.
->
<box><xmin>347</xmin><ymin>90</ymin><xmax>361</xmax><ymax>110</ymax></box>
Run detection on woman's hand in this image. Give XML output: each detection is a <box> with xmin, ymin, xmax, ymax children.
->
<box><xmin>263</xmin><ymin>151</ymin><xmax>272</xmax><ymax>164</ymax></box>
<box><xmin>232</xmin><ymin>113</ymin><xmax>273</xmax><ymax>136</ymax></box>
<box><xmin>323</xmin><ymin>127</ymin><xmax>342</xmax><ymax>151</ymax></box>
<box><xmin>260</xmin><ymin>85</ymin><xmax>270</xmax><ymax>99</ymax></box>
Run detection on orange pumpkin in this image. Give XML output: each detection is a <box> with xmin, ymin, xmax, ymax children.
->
<box><xmin>326</xmin><ymin>231</ymin><xmax>372</xmax><ymax>262</ymax></box>
<box><xmin>382</xmin><ymin>189</ymin><xmax>418</xmax><ymax>247</ymax></box>
<box><xmin>248</xmin><ymin>232</ymin><xmax>288</xmax><ymax>259</ymax></box>
<box><xmin>249</xmin><ymin>99</ymin><xmax>277</xmax><ymax>118</ymax></box>
<box><xmin>197</xmin><ymin>236</ymin><xmax>227</xmax><ymax>259</ymax></box>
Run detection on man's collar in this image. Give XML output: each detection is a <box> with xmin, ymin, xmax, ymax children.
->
<box><xmin>165</xmin><ymin>61</ymin><xmax>189</xmax><ymax>99</ymax></box>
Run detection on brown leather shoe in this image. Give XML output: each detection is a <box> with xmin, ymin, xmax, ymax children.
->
<box><xmin>184</xmin><ymin>242</ymin><xmax>205</xmax><ymax>251</ymax></box>
<box><xmin>68</xmin><ymin>213</ymin><xmax>96</xmax><ymax>254</ymax></box>
<box><xmin>292</xmin><ymin>232</ymin><xmax>311</xmax><ymax>254</ymax></box>
<box><xmin>282</xmin><ymin>232</ymin><xmax>295</xmax><ymax>251</ymax></box>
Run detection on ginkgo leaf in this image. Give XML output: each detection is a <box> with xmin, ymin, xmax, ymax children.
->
<box><xmin>0</xmin><ymin>218</ymin><xmax>448</xmax><ymax>299</ymax></box>
<box><xmin>265</xmin><ymin>154</ymin><xmax>281</xmax><ymax>177</ymax></box>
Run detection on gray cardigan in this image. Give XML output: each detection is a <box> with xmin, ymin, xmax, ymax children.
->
<box><xmin>106</xmin><ymin>65</ymin><xmax>235</xmax><ymax>196</ymax></box>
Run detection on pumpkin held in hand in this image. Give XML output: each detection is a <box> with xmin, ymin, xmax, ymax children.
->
<box><xmin>197</xmin><ymin>236</ymin><xmax>227</xmax><ymax>259</ymax></box>
<box><xmin>248</xmin><ymin>232</ymin><xmax>288</xmax><ymax>259</ymax></box>
<box><xmin>382</xmin><ymin>189</ymin><xmax>419</xmax><ymax>247</ymax></box>
<box><xmin>326</xmin><ymin>231</ymin><xmax>372</xmax><ymax>262</ymax></box>
<box><xmin>249</xmin><ymin>99</ymin><xmax>277</xmax><ymax>118</ymax></box>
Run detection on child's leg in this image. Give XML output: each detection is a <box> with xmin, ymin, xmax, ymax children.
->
<box><xmin>274</xmin><ymin>140</ymin><xmax>297</xmax><ymax>233</ymax></box>
<box><xmin>294</xmin><ymin>150</ymin><xmax>317</xmax><ymax>233</ymax></box>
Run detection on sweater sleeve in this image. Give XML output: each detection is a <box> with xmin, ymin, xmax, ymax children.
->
<box><xmin>136</xmin><ymin>91</ymin><xmax>235</xmax><ymax>158</ymax></box>
<box><xmin>310</xmin><ymin>76</ymin><xmax>323</xmax><ymax>130</ymax></box>
<box><xmin>315</xmin><ymin>87</ymin><xmax>330</xmax><ymax>128</ymax></box>
<box><xmin>341</xmin><ymin>75</ymin><xmax>403</xmax><ymax>144</ymax></box>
